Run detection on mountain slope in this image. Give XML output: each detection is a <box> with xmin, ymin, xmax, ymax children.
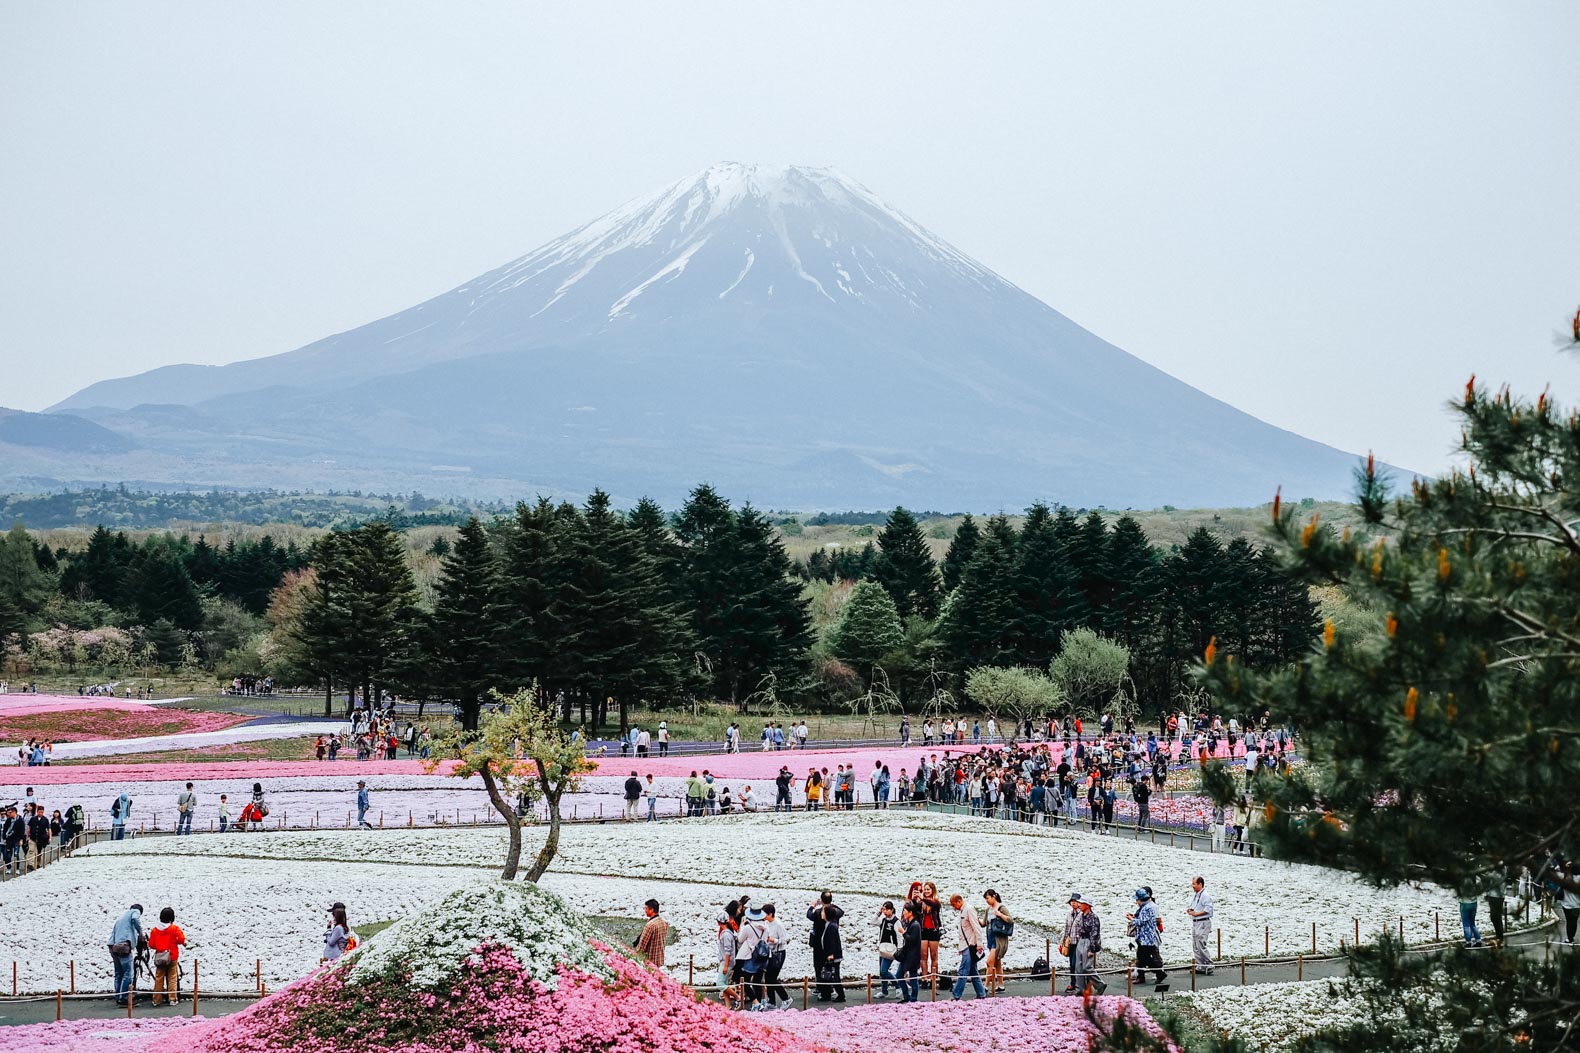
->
<box><xmin>44</xmin><ymin>163</ymin><xmax>1370</xmax><ymax>507</ymax></box>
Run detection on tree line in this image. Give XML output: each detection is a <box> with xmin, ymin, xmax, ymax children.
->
<box><xmin>0</xmin><ymin>524</ymin><xmax>309</xmax><ymax>666</ymax></box>
<box><xmin>278</xmin><ymin>488</ymin><xmax>1317</xmax><ymax>732</ymax></box>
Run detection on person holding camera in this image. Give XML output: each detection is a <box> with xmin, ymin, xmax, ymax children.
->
<box><xmin>807</xmin><ymin>891</ymin><xmax>845</xmax><ymax>1001</ymax></box>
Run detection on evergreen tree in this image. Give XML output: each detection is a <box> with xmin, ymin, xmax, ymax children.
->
<box><xmin>427</xmin><ymin>517</ymin><xmax>503</xmax><ymax>729</ymax></box>
<box><xmin>1105</xmin><ymin>515</ymin><xmax>1160</xmax><ymax>654</ymax></box>
<box><xmin>60</xmin><ymin>526</ymin><xmax>131</xmax><ymax>605</ymax></box>
<box><xmin>497</xmin><ymin>498</ymin><xmax>568</xmax><ymax>703</ymax></box>
<box><xmin>1010</xmin><ymin>503</ymin><xmax>1086</xmax><ymax>667</ymax></box>
<box><xmin>1073</xmin><ymin>511</ymin><xmax>1114</xmax><ymax>629</ymax></box>
<box><xmin>940</xmin><ymin>515</ymin><xmax>1020</xmax><ymax>668</ymax></box>
<box><xmin>827</xmin><ymin>579</ymin><xmax>906</xmax><ymax>681</ymax></box>
<box><xmin>298</xmin><ymin>523</ymin><xmax>421</xmax><ymax>710</ymax></box>
<box><xmin>125</xmin><ymin>542</ymin><xmax>204</xmax><ymax>630</ymax></box>
<box><xmin>1149</xmin><ymin>362</ymin><xmax>1580</xmax><ymax>1053</ymax></box>
<box><xmin>0</xmin><ymin>524</ymin><xmax>52</xmax><ymax>637</ymax></box>
<box><xmin>940</xmin><ymin>513</ymin><xmax>981</xmax><ymax>594</ymax></box>
<box><xmin>872</xmin><ymin>507</ymin><xmax>941</xmax><ymax>619</ymax></box>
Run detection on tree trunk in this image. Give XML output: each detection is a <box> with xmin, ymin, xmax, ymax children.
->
<box><xmin>618</xmin><ymin>697</ymin><xmax>629</xmax><ymax>736</ymax></box>
<box><xmin>322</xmin><ymin>677</ymin><xmax>332</xmax><ymax>719</ymax></box>
<box><xmin>525</xmin><ymin>784</ymin><xmax>562</xmax><ymax>883</ymax></box>
<box><xmin>479</xmin><ymin>765</ymin><xmax>523</xmax><ymax>881</ymax></box>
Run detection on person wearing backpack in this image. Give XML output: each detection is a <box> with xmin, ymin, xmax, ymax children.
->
<box><xmin>110</xmin><ymin>792</ymin><xmax>131</xmax><ymax>841</ymax></box>
<box><xmin>63</xmin><ymin>803</ymin><xmax>84</xmax><ymax>849</ymax></box>
<box><xmin>148</xmin><ymin>907</ymin><xmax>186</xmax><ymax>1005</ymax></box>
<box><xmin>807</xmin><ymin>891</ymin><xmax>845</xmax><ymax>1002</ymax></box>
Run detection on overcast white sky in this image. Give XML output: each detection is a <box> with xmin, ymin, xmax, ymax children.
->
<box><xmin>2</xmin><ymin>2</ymin><xmax>1576</xmax><ymax>474</ymax></box>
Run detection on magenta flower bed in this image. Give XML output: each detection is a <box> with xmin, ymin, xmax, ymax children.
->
<box><xmin>0</xmin><ymin>1017</ymin><xmax>201</xmax><ymax>1052</ymax></box>
<box><xmin>0</xmin><ymin>693</ymin><xmax>175</xmax><ymax>717</ymax></box>
<box><xmin>776</xmin><ymin>995</ymin><xmax>1163</xmax><ymax>1053</ymax></box>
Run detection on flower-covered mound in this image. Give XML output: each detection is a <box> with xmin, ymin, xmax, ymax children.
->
<box><xmin>144</xmin><ymin>880</ymin><xmax>815</xmax><ymax>1053</ymax></box>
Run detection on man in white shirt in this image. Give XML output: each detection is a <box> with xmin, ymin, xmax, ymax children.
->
<box><xmin>1186</xmin><ymin>876</ymin><xmax>1214</xmax><ymax>975</ymax></box>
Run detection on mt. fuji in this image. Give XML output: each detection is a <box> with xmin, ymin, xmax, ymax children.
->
<box><xmin>42</xmin><ymin>163</ymin><xmax>1367</xmax><ymax>507</ymax></box>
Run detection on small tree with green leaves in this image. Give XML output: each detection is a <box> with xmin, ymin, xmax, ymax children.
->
<box><xmin>1048</xmin><ymin>626</ymin><xmax>1131</xmax><ymax>718</ymax></box>
<box><xmin>426</xmin><ymin>687</ymin><xmax>593</xmax><ymax>881</ymax></box>
<box><xmin>964</xmin><ymin>665</ymin><xmax>1064</xmax><ymax>738</ymax></box>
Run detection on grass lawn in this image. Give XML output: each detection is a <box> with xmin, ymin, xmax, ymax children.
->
<box><xmin>58</xmin><ymin>736</ymin><xmax>322</xmax><ymax>765</ymax></box>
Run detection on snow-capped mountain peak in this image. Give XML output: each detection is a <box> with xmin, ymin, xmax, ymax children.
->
<box><xmin>470</xmin><ymin>161</ymin><xmax>1002</xmax><ymax>323</ymax></box>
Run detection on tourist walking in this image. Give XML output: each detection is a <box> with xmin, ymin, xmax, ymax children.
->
<box><xmin>148</xmin><ymin>907</ymin><xmax>186</xmax><ymax>1005</ymax></box>
<box><xmin>644</xmin><ymin>775</ymin><xmax>658</xmax><ymax>821</ymax></box>
<box><xmin>356</xmin><ymin>781</ymin><xmax>372</xmax><ymax>829</ymax></box>
<box><xmin>1072</xmin><ymin>896</ymin><xmax>1106</xmax><ymax>994</ymax></box>
<box><xmin>1059</xmin><ymin>893</ymin><xmax>1083</xmax><ymax>993</ymax></box>
<box><xmin>176</xmin><ymin>783</ymin><xmax>196</xmax><ymax>835</ymax></box>
<box><xmin>1459</xmin><ymin>889</ymin><xmax>1485</xmax><ymax>947</ymax></box>
<box><xmin>108</xmin><ymin>903</ymin><xmax>144</xmax><ymax>1007</ymax></box>
<box><xmin>983</xmin><ymin>889</ymin><xmax>1013</xmax><ymax>994</ymax></box>
<box><xmin>1186</xmin><ymin>876</ymin><xmax>1215</xmax><ymax>974</ymax></box>
<box><xmin>759</xmin><ymin>904</ymin><xmax>791</xmax><ymax>1009</ymax></box>
<box><xmin>636</xmin><ymin>899</ymin><xmax>669</xmax><ymax>967</ymax></box>
<box><xmin>949</xmin><ymin>894</ymin><xmax>986</xmax><ymax>1000</ymax></box>
<box><xmin>808</xmin><ymin>891</ymin><xmax>845</xmax><ymax>1002</ymax></box>
<box><xmin>1127</xmin><ymin>887</ymin><xmax>1166</xmax><ymax>985</ymax></box>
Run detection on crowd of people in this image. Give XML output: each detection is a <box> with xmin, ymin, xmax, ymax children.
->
<box><xmin>224</xmin><ymin>675</ymin><xmax>276</xmax><ymax>697</ymax></box>
<box><xmin>635</xmin><ymin>873</ymin><xmax>1220</xmax><ymax>1011</ymax></box>
<box><xmin>311</xmin><ymin>711</ymin><xmax>435</xmax><ymax>762</ymax></box>
<box><xmin>622</xmin><ymin>721</ymin><xmax>1295</xmax><ymax>857</ymax></box>
<box><xmin>0</xmin><ymin>794</ymin><xmax>83</xmax><ymax>874</ymax></box>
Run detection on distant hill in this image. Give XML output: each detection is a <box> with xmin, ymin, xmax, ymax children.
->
<box><xmin>0</xmin><ymin>407</ymin><xmax>130</xmax><ymax>453</ymax></box>
<box><xmin>41</xmin><ymin>162</ymin><xmax>1381</xmax><ymax>508</ymax></box>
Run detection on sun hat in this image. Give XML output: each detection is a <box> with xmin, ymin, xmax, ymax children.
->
<box><xmin>746</xmin><ymin>907</ymin><xmax>766</xmax><ymax>922</ymax></box>
<box><xmin>1068</xmin><ymin>892</ymin><xmax>1083</xmax><ymax>903</ymax></box>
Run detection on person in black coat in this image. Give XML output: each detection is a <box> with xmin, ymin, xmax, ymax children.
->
<box><xmin>895</xmin><ymin>903</ymin><xmax>923</xmax><ymax>1002</ymax></box>
<box><xmin>807</xmin><ymin>891</ymin><xmax>846</xmax><ymax>1002</ymax></box>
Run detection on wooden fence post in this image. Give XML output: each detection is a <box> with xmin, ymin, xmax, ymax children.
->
<box><xmin>1312</xmin><ymin>921</ymin><xmax>1317</xmax><ymax>954</ymax></box>
<box><xmin>55</xmin><ymin>989</ymin><xmax>62</xmax><ymax>1021</ymax></box>
<box><xmin>256</xmin><ymin>959</ymin><xmax>262</xmax><ymax>992</ymax></box>
<box><xmin>1240</xmin><ymin>957</ymin><xmax>1246</xmax><ymax>985</ymax></box>
<box><xmin>1297</xmin><ymin>954</ymin><xmax>1303</xmax><ymax>981</ymax></box>
<box><xmin>1216</xmin><ymin>929</ymin><xmax>1221</xmax><ymax>960</ymax></box>
<box><xmin>866</xmin><ymin>974</ymin><xmax>872</xmax><ymax>1003</ymax></box>
<box><xmin>1264</xmin><ymin>926</ymin><xmax>1269</xmax><ymax>956</ymax></box>
<box><xmin>69</xmin><ymin>959</ymin><xmax>75</xmax><ymax>994</ymax></box>
<box><xmin>193</xmin><ymin>960</ymin><xmax>199</xmax><ymax>1016</ymax></box>
<box><xmin>802</xmin><ymin>977</ymin><xmax>809</xmax><ymax>1009</ymax></box>
<box><xmin>1190</xmin><ymin>964</ymin><xmax>1196</xmax><ymax>991</ymax></box>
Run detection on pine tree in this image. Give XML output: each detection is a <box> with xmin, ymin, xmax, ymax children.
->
<box><xmin>1073</xmin><ymin>511</ymin><xmax>1114</xmax><ymax>630</ymax></box>
<box><xmin>827</xmin><ymin>579</ymin><xmax>906</xmax><ymax>680</ymax></box>
<box><xmin>497</xmin><ymin>498</ymin><xmax>567</xmax><ymax>702</ymax></box>
<box><xmin>427</xmin><ymin>517</ymin><xmax>503</xmax><ymax>729</ymax></box>
<box><xmin>0</xmin><ymin>524</ymin><xmax>52</xmax><ymax>637</ymax></box>
<box><xmin>125</xmin><ymin>542</ymin><xmax>205</xmax><ymax>630</ymax></box>
<box><xmin>298</xmin><ymin>523</ymin><xmax>421</xmax><ymax>709</ymax></box>
<box><xmin>1010</xmin><ymin>503</ymin><xmax>1086</xmax><ymax>667</ymax></box>
<box><xmin>872</xmin><ymin>507</ymin><xmax>941</xmax><ymax>619</ymax></box>
<box><xmin>1105</xmin><ymin>515</ymin><xmax>1159</xmax><ymax>654</ymax></box>
<box><xmin>60</xmin><ymin>526</ymin><xmax>131</xmax><ymax>606</ymax></box>
<box><xmin>940</xmin><ymin>513</ymin><xmax>981</xmax><ymax>594</ymax></box>
<box><xmin>1152</xmin><ymin>362</ymin><xmax>1580</xmax><ymax>1053</ymax></box>
<box><xmin>940</xmin><ymin>514</ymin><xmax>1019</xmax><ymax>668</ymax></box>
